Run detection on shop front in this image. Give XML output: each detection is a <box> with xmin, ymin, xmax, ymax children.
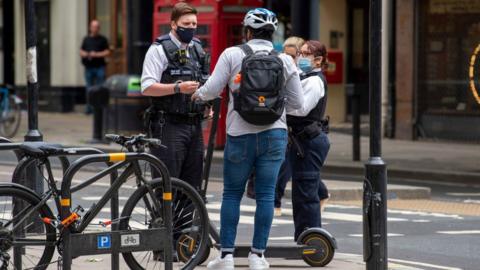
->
<box><xmin>416</xmin><ymin>0</ymin><xmax>480</xmax><ymax>141</ymax></box>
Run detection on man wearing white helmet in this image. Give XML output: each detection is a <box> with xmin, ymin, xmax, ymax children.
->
<box><xmin>192</xmin><ymin>8</ymin><xmax>304</xmax><ymax>270</ymax></box>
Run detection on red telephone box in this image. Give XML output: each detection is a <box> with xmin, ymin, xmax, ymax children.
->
<box><xmin>153</xmin><ymin>0</ymin><xmax>263</xmax><ymax>148</ymax></box>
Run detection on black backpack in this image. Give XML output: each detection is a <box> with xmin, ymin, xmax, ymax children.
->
<box><xmin>233</xmin><ymin>44</ymin><xmax>285</xmax><ymax>125</ymax></box>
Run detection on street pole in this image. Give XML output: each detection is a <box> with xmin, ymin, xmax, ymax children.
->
<box><xmin>24</xmin><ymin>0</ymin><xmax>43</xmax><ymax>190</ymax></box>
<box><xmin>363</xmin><ymin>0</ymin><xmax>388</xmax><ymax>269</ymax></box>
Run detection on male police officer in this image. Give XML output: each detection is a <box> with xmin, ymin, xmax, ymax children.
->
<box><xmin>141</xmin><ymin>2</ymin><xmax>209</xmax><ymax>190</ymax></box>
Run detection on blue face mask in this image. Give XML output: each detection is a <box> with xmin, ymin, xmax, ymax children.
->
<box><xmin>297</xmin><ymin>57</ymin><xmax>313</xmax><ymax>73</ymax></box>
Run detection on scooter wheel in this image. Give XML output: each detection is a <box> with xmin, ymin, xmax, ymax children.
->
<box><xmin>300</xmin><ymin>232</ymin><xmax>335</xmax><ymax>267</ymax></box>
<box><xmin>177</xmin><ymin>234</ymin><xmax>211</xmax><ymax>265</ymax></box>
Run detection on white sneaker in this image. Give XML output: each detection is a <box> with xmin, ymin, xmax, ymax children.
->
<box><xmin>248</xmin><ymin>252</ymin><xmax>270</xmax><ymax>270</ymax></box>
<box><xmin>207</xmin><ymin>254</ymin><xmax>234</xmax><ymax>270</ymax></box>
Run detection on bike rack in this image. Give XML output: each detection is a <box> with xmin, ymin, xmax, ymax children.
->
<box><xmin>59</xmin><ymin>152</ymin><xmax>173</xmax><ymax>270</ymax></box>
<box><xmin>0</xmin><ymin>142</ymin><xmax>122</xmax><ymax>270</ymax></box>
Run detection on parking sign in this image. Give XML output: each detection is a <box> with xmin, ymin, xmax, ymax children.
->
<box><xmin>97</xmin><ymin>235</ymin><xmax>111</xmax><ymax>249</ymax></box>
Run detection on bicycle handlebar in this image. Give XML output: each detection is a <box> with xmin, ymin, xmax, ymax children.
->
<box><xmin>105</xmin><ymin>133</ymin><xmax>165</xmax><ymax>149</ymax></box>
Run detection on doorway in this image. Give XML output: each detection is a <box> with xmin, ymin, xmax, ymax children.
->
<box><xmin>346</xmin><ymin>0</ymin><xmax>369</xmax><ymax>115</ymax></box>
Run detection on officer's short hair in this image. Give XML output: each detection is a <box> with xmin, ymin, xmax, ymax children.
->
<box><xmin>171</xmin><ymin>2</ymin><xmax>198</xmax><ymax>22</ymax></box>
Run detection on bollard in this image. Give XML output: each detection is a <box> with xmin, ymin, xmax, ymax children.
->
<box><xmin>363</xmin><ymin>0</ymin><xmax>388</xmax><ymax>269</ymax></box>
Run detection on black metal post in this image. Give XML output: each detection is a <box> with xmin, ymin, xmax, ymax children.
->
<box><xmin>363</xmin><ymin>0</ymin><xmax>388</xmax><ymax>269</ymax></box>
<box><xmin>24</xmin><ymin>0</ymin><xmax>44</xmax><ymax>188</ymax></box>
<box><xmin>352</xmin><ymin>85</ymin><xmax>361</xmax><ymax>161</ymax></box>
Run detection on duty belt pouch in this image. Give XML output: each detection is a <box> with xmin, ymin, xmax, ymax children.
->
<box><xmin>320</xmin><ymin>116</ymin><xmax>330</xmax><ymax>134</ymax></box>
<box><xmin>303</xmin><ymin>122</ymin><xmax>322</xmax><ymax>139</ymax></box>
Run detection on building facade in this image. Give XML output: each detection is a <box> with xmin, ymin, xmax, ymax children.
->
<box><xmin>396</xmin><ymin>0</ymin><xmax>480</xmax><ymax>141</ymax></box>
<box><xmin>2</xmin><ymin>0</ymin><xmax>479</xmax><ymax>141</ymax></box>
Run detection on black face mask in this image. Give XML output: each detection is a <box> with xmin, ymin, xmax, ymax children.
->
<box><xmin>176</xmin><ymin>26</ymin><xmax>196</xmax><ymax>43</ymax></box>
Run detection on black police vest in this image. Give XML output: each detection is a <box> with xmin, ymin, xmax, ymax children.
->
<box><xmin>287</xmin><ymin>71</ymin><xmax>328</xmax><ymax>128</ymax></box>
<box><xmin>151</xmin><ymin>35</ymin><xmax>207</xmax><ymax>115</ymax></box>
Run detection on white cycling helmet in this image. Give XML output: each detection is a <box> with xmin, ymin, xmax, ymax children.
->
<box><xmin>243</xmin><ymin>8</ymin><xmax>278</xmax><ymax>31</ymax></box>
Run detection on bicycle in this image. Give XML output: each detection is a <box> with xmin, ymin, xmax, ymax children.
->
<box><xmin>0</xmin><ymin>134</ymin><xmax>209</xmax><ymax>270</ymax></box>
<box><xmin>0</xmin><ymin>85</ymin><xmax>22</xmax><ymax>138</ymax></box>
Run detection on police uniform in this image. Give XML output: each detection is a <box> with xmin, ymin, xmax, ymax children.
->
<box><xmin>287</xmin><ymin>70</ymin><xmax>330</xmax><ymax>241</ymax></box>
<box><xmin>141</xmin><ymin>33</ymin><xmax>209</xmax><ymax>190</ymax></box>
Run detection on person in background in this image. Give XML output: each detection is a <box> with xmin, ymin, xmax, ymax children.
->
<box><xmin>80</xmin><ymin>20</ymin><xmax>110</xmax><ymax>114</ymax></box>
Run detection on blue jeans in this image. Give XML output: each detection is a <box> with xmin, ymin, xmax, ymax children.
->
<box><xmin>221</xmin><ymin>128</ymin><xmax>287</xmax><ymax>253</ymax></box>
<box><xmin>274</xmin><ymin>148</ymin><xmax>291</xmax><ymax>208</ymax></box>
<box><xmin>290</xmin><ymin>131</ymin><xmax>330</xmax><ymax>240</ymax></box>
<box><xmin>85</xmin><ymin>67</ymin><xmax>106</xmax><ymax>89</ymax></box>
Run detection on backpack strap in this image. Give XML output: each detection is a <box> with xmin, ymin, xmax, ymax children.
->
<box><xmin>237</xmin><ymin>44</ymin><xmax>254</xmax><ymax>56</ymax></box>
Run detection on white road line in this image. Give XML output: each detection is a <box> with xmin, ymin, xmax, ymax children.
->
<box><xmin>437</xmin><ymin>230</ymin><xmax>480</xmax><ymax>235</ymax></box>
<box><xmin>446</xmin><ymin>192</ymin><xmax>480</xmax><ymax>197</ymax></box>
<box><xmin>207</xmin><ymin>212</ymin><xmax>293</xmax><ymax>225</ymax></box>
<box><xmin>411</xmin><ymin>219</ymin><xmax>431</xmax><ymax>223</ymax></box>
<box><xmin>463</xmin><ymin>199</ymin><xmax>480</xmax><ymax>204</ymax></box>
<box><xmin>269</xmin><ymin>236</ymin><xmax>294</xmax><ymax>241</ymax></box>
<box><xmin>349</xmin><ymin>233</ymin><xmax>404</xmax><ymax>237</ymax></box>
<box><xmin>387</xmin><ymin>209</ymin><xmax>463</xmax><ymax>220</ymax></box>
<box><xmin>328</xmin><ymin>204</ymin><xmax>361</xmax><ymax>209</ymax></box>
<box><xmin>206</xmin><ymin>202</ymin><xmax>407</xmax><ymax>223</ymax></box>
<box><xmin>389</xmin><ymin>258</ymin><xmax>462</xmax><ymax>270</ymax></box>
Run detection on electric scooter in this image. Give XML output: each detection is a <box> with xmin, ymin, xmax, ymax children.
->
<box><xmin>180</xmin><ymin>98</ymin><xmax>337</xmax><ymax>267</ymax></box>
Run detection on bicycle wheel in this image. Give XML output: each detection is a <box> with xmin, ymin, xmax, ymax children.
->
<box><xmin>0</xmin><ymin>95</ymin><xmax>21</xmax><ymax>138</ymax></box>
<box><xmin>120</xmin><ymin>177</ymin><xmax>209</xmax><ymax>270</ymax></box>
<box><xmin>0</xmin><ymin>187</ymin><xmax>56</xmax><ymax>270</ymax></box>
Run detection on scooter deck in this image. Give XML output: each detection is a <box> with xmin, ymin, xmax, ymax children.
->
<box><xmin>214</xmin><ymin>243</ymin><xmax>307</xmax><ymax>259</ymax></box>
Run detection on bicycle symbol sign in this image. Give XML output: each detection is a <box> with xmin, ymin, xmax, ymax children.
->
<box><xmin>121</xmin><ymin>234</ymin><xmax>140</xmax><ymax>247</ymax></box>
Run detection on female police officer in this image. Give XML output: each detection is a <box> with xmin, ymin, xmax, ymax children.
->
<box><xmin>287</xmin><ymin>40</ymin><xmax>330</xmax><ymax>241</ymax></box>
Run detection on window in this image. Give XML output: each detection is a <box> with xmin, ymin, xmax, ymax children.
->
<box><xmin>417</xmin><ymin>0</ymin><xmax>480</xmax><ymax>115</ymax></box>
<box><xmin>89</xmin><ymin>0</ymin><xmax>124</xmax><ymax>48</ymax></box>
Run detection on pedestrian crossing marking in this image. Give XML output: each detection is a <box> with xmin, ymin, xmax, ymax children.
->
<box><xmin>437</xmin><ymin>230</ymin><xmax>480</xmax><ymax>235</ymax></box>
<box><xmin>207</xmin><ymin>212</ymin><xmax>293</xmax><ymax>225</ymax></box>
<box><xmin>205</xmin><ymin>202</ymin><xmax>408</xmax><ymax>223</ymax></box>
<box><xmin>349</xmin><ymin>233</ymin><xmax>404</xmax><ymax>237</ymax></box>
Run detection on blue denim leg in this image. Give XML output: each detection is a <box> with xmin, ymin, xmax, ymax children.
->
<box><xmin>275</xmin><ymin>148</ymin><xmax>291</xmax><ymax>208</ymax></box>
<box><xmin>290</xmin><ymin>132</ymin><xmax>330</xmax><ymax>240</ymax></box>
<box><xmin>220</xmin><ymin>129</ymin><xmax>287</xmax><ymax>253</ymax></box>
<box><xmin>221</xmin><ymin>134</ymin><xmax>256</xmax><ymax>252</ymax></box>
<box><xmin>84</xmin><ymin>68</ymin><xmax>95</xmax><ymax>88</ymax></box>
<box><xmin>94</xmin><ymin>67</ymin><xmax>106</xmax><ymax>85</ymax></box>
<box><xmin>252</xmin><ymin>129</ymin><xmax>287</xmax><ymax>252</ymax></box>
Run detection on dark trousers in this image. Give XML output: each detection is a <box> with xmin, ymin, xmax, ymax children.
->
<box><xmin>290</xmin><ymin>132</ymin><xmax>330</xmax><ymax>240</ymax></box>
<box><xmin>150</xmin><ymin>119</ymin><xmax>204</xmax><ymax>190</ymax></box>
<box><xmin>274</xmin><ymin>149</ymin><xmax>291</xmax><ymax>208</ymax></box>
